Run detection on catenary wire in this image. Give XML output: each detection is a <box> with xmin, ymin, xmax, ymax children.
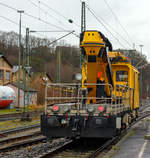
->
<box><xmin>0</xmin><ymin>15</ymin><xmax>20</xmax><ymax>27</ymax></box>
<box><xmin>86</xmin><ymin>5</ymin><xmax>126</xmax><ymax>49</ymax></box>
<box><xmin>0</xmin><ymin>15</ymin><xmax>49</xmax><ymax>37</ymax></box>
<box><xmin>86</xmin><ymin>4</ymin><xmax>132</xmax><ymax>49</ymax></box>
<box><xmin>0</xmin><ymin>15</ymin><xmax>77</xmax><ymax>48</ymax></box>
<box><xmin>0</xmin><ymin>1</ymin><xmax>70</xmax><ymax>31</ymax></box>
<box><xmin>103</xmin><ymin>0</ymin><xmax>133</xmax><ymax>43</ymax></box>
<box><xmin>37</xmin><ymin>0</ymin><xmax>80</xmax><ymax>28</ymax></box>
<box><xmin>80</xmin><ymin>0</ymin><xmax>132</xmax><ymax>48</ymax></box>
<box><xmin>0</xmin><ymin>1</ymin><xmax>79</xmax><ymax>39</ymax></box>
<box><xmin>27</xmin><ymin>0</ymin><xmax>69</xmax><ymax>28</ymax></box>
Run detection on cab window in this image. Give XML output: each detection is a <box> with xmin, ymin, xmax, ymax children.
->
<box><xmin>116</xmin><ymin>71</ymin><xmax>128</xmax><ymax>82</ymax></box>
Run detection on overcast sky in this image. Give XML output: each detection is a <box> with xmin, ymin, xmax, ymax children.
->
<box><xmin>0</xmin><ymin>0</ymin><xmax>150</xmax><ymax>59</ymax></box>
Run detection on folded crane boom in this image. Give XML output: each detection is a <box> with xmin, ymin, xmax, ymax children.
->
<box><xmin>41</xmin><ymin>30</ymin><xmax>140</xmax><ymax>139</ymax></box>
<box><xmin>80</xmin><ymin>31</ymin><xmax>113</xmax><ymax>103</ymax></box>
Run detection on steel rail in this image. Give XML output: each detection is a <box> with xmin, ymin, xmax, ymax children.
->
<box><xmin>0</xmin><ymin>131</ymin><xmax>41</xmax><ymax>146</ymax></box>
<box><xmin>88</xmin><ymin>138</ymin><xmax>116</xmax><ymax>158</ymax></box>
<box><xmin>39</xmin><ymin>139</ymin><xmax>73</xmax><ymax>158</ymax></box>
<box><xmin>0</xmin><ymin>136</ymin><xmax>46</xmax><ymax>152</ymax></box>
<box><xmin>0</xmin><ymin>111</ymin><xmax>43</xmax><ymax>121</ymax></box>
<box><xmin>1</xmin><ymin>102</ymin><xmax>145</xmax><ymax>156</ymax></box>
<box><xmin>0</xmin><ymin>123</ymin><xmax>40</xmax><ymax>137</ymax></box>
<box><xmin>139</xmin><ymin>103</ymin><xmax>150</xmax><ymax>112</ymax></box>
<box><xmin>39</xmin><ymin>109</ymin><xmax>150</xmax><ymax>158</ymax></box>
<box><xmin>88</xmin><ymin>110</ymin><xmax>150</xmax><ymax>158</ymax></box>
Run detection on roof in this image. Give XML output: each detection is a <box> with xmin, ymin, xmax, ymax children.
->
<box><xmin>5</xmin><ymin>82</ymin><xmax>38</xmax><ymax>92</ymax></box>
<box><xmin>12</xmin><ymin>66</ymin><xmax>31</xmax><ymax>77</ymax></box>
<box><xmin>0</xmin><ymin>55</ymin><xmax>13</xmax><ymax>68</ymax></box>
<box><xmin>111</xmin><ymin>63</ymin><xmax>140</xmax><ymax>74</ymax></box>
<box><xmin>31</xmin><ymin>72</ymin><xmax>53</xmax><ymax>82</ymax></box>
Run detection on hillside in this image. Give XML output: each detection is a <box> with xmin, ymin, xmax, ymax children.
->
<box><xmin>0</xmin><ymin>31</ymin><xmax>80</xmax><ymax>82</ymax></box>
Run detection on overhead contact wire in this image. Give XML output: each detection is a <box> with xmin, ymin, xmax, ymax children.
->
<box><xmin>86</xmin><ymin>5</ymin><xmax>126</xmax><ymax>49</ymax></box>
<box><xmin>37</xmin><ymin>0</ymin><xmax>80</xmax><ymax>28</ymax></box>
<box><xmin>0</xmin><ymin>15</ymin><xmax>20</xmax><ymax>26</ymax></box>
<box><xmin>86</xmin><ymin>4</ymin><xmax>132</xmax><ymax>49</ymax></box>
<box><xmin>0</xmin><ymin>1</ymin><xmax>79</xmax><ymax>39</ymax></box>
<box><xmin>28</xmin><ymin>0</ymin><xmax>67</xmax><ymax>27</ymax></box>
<box><xmin>0</xmin><ymin>1</ymin><xmax>70</xmax><ymax>31</ymax></box>
<box><xmin>103</xmin><ymin>0</ymin><xmax>133</xmax><ymax>44</ymax></box>
<box><xmin>0</xmin><ymin>15</ymin><xmax>48</xmax><ymax>37</ymax></box>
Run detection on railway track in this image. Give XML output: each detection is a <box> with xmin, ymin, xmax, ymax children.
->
<box><xmin>139</xmin><ymin>101</ymin><xmax>150</xmax><ymax>112</ymax></box>
<box><xmin>1</xmin><ymin>104</ymin><xmax>150</xmax><ymax>158</ymax></box>
<box><xmin>0</xmin><ymin>111</ymin><xmax>43</xmax><ymax>121</ymax></box>
<box><xmin>0</xmin><ymin>123</ymin><xmax>40</xmax><ymax>138</ymax></box>
<box><xmin>0</xmin><ymin>133</ymin><xmax>46</xmax><ymax>153</ymax></box>
<box><xmin>38</xmin><ymin>137</ymin><xmax>117</xmax><ymax>158</ymax></box>
<box><xmin>0</xmin><ymin>123</ymin><xmax>43</xmax><ymax>153</ymax></box>
<box><xmin>0</xmin><ymin>138</ymin><xmax>70</xmax><ymax>158</ymax></box>
<box><xmin>38</xmin><ymin>108</ymin><xmax>150</xmax><ymax>158</ymax></box>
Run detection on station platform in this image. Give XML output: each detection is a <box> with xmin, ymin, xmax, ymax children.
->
<box><xmin>110</xmin><ymin>119</ymin><xmax>150</xmax><ymax>158</ymax></box>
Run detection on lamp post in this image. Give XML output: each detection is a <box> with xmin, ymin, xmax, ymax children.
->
<box><xmin>139</xmin><ymin>44</ymin><xmax>144</xmax><ymax>105</ymax></box>
<box><xmin>17</xmin><ymin>10</ymin><xmax>24</xmax><ymax>111</ymax></box>
<box><xmin>23</xmin><ymin>28</ymin><xmax>30</xmax><ymax>114</ymax></box>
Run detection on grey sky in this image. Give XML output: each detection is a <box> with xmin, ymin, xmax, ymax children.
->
<box><xmin>0</xmin><ymin>0</ymin><xmax>149</xmax><ymax>59</ymax></box>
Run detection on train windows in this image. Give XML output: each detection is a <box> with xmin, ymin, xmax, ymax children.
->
<box><xmin>116</xmin><ymin>71</ymin><xmax>128</xmax><ymax>82</ymax></box>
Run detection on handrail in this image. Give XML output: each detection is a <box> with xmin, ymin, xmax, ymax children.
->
<box><xmin>44</xmin><ymin>83</ymin><xmax>131</xmax><ymax>114</ymax></box>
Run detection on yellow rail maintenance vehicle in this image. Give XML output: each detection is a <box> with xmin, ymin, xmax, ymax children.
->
<box><xmin>41</xmin><ymin>30</ymin><xmax>140</xmax><ymax>138</ymax></box>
